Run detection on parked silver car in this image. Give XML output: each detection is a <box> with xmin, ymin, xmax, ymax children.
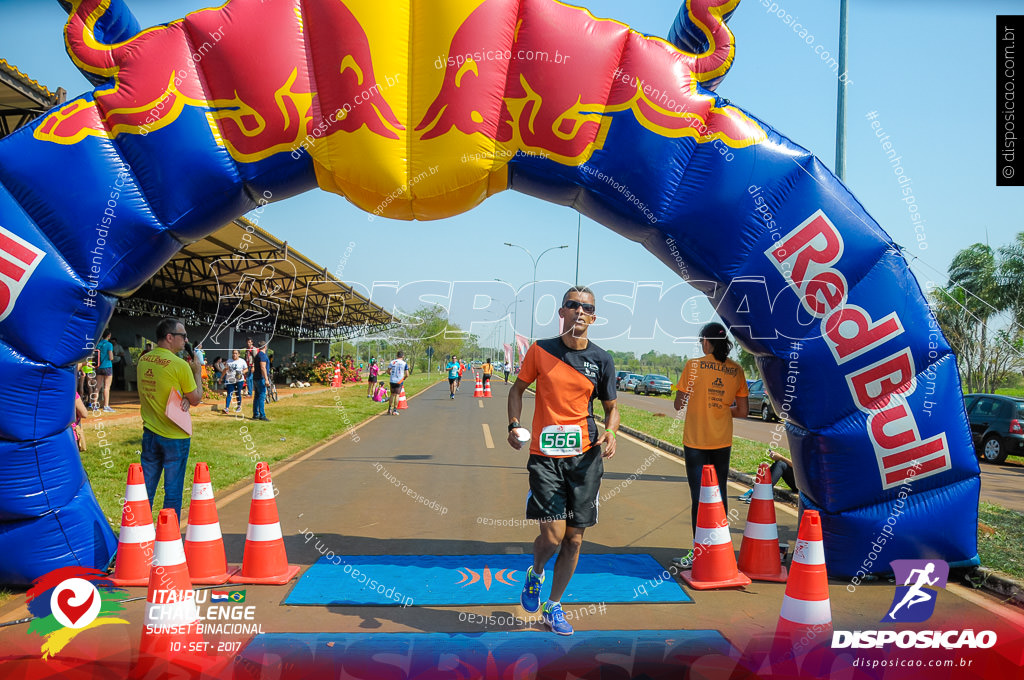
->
<box><xmin>621</xmin><ymin>374</ymin><xmax>644</xmax><ymax>391</ymax></box>
<box><xmin>635</xmin><ymin>374</ymin><xmax>673</xmax><ymax>396</ymax></box>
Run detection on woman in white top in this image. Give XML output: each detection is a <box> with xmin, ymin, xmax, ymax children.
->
<box><xmin>225</xmin><ymin>349</ymin><xmax>248</xmax><ymax>413</ymax></box>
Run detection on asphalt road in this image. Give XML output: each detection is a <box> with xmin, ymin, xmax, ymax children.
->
<box><xmin>3</xmin><ymin>378</ymin><xmax>1020</xmax><ymax>677</ymax></box>
<box><xmin>616</xmin><ymin>390</ymin><xmax>1024</xmax><ymax>513</ymax></box>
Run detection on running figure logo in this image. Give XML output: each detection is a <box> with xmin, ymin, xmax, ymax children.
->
<box><xmin>882</xmin><ymin>559</ymin><xmax>949</xmax><ymax>623</ymax></box>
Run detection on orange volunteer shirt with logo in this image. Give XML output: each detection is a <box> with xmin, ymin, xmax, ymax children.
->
<box><xmin>677</xmin><ymin>356</ymin><xmax>748</xmax><ymax>449</ymax></box>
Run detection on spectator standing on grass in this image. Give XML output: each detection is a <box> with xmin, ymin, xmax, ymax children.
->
<box><xmin>367</xmin><ymin>358</ymin><xmax>380</xmax><ymax>398</ymax></box>
<box><xmin>138</xmin><ymin>318</ymin><xmax>202</xmax><ymax>520</ymax></box>
<box><xmin>212</xmin><ymin>356</ymin><xmax>226</xmax><ymax>387</ymax></box>
<box><xmin>387</xmin><ymin>351</ymin><xmax>409</xmax><ymax>416</ymax></box>
<box><xmin>252</xmin><ymin>342</ymin><xmax>271</xmax><ymax>421</ymax></box>
<box><xmin>244</xmin><ymin>337</ymin><xmax>257</xmax><ymax>396</ymax></box>
<box><xmin>95</xmin><ymin>329</ymin><xmax>115</xmax><ymax>412</ymax></box>
<box><xmin>225</xmin><ymin>349</ymin><xmax>247</xmax><ymax>413</ymax></box>
<box><xmin>110</xmin><ymin>336</ymin><xmax>124</xmax><ymax>393</ymax></box>
<box><xmin>671</xmin><ymin>322</ymin><xmax>748</xmax><ymax>569</ymax></box>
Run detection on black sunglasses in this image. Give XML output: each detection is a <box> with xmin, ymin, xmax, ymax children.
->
<box><xmin>563</xmin><ymin>299</ymin><xmax>596</xmax><ymax>314</ymax></box>
<box><xmin>170</xmin><ymin>332</ymin><xmax>188</xmax><ymax>339</ymax></box>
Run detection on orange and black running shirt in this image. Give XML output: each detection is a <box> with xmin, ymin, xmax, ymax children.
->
<box><xmin>677</xmin><ymin>355</ymin><xmax>748</xmax><ymax>449</ymax></box>
<box><xmin>518</xmin><ymin>337</ymin><xmax>617</xmax><ymax>457</ymax></box>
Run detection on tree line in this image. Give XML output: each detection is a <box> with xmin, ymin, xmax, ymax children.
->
<box><xmin>931</xmin><ymin>235</ymin><xmax>1024</xmax><ymax>394</ymax></box>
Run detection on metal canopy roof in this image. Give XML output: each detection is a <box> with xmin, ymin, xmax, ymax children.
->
<box><xmin>0</xmin><ymin>59</ymin><xmax>65</xmax><ymax>138</ymax></box>
<box><xmin>120</xmin><ymin>218</ymin><xmax>395</xmax><ymax>341</ymax></box>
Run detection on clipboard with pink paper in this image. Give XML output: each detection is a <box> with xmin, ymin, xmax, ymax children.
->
<box><xmin>165</xmin><ymin>389</ymin><xmax>193</xmax><ymax>435</ymax></box>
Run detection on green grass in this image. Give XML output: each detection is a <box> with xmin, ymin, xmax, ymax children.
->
<box><xmin>82</xmin><ymin>374</ymin><xmax>441</xmax><ymax>526</ymax></box>
<box><xmin>597</xmin><ymin>403</ymin><xmax>786</xmax><ymax>475</ymax></box>
<box><xmin>977</xmin><ymin>502</ymin><xmax>1024</xmax><ymax>580</ymax></box>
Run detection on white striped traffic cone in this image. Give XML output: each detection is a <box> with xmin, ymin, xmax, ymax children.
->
<box><xmin>738</xmin><ymin>463</ymin><xmax>788</xmax><ymax>582</ymax></box>
<box><xmin>140</xmin><ymin>509</ymin><xmax>204</xmax><ymax>655</ymax></box>
<box><xmin>183</xmin><ymin>462</ymin><xmax>238</xmax><ymax>584</ymax></box>
<box><xmin>111</xmin><ymin>463</ymin><xmax>155</xmax><ymax>586</ymax></box>
<box><xmin>681</xmin><ymin>465</ymin><xmax>751</xmax><ymax>589</ymax></box>
<box><xmin>229</xmin><ymin>462</ymin><xmax>300</xmax><ymax>585</ymax></box>
<box><xmin>776</xmin><ymin>510</ymin><xmax>831</xmax><ymax>640</ymax></box>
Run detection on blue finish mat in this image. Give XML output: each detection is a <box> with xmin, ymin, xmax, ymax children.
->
<box><xmin>241</xmin><ymin>630</ymin><xmax>731</xmax><ymax>678</ymax></box>
<box><xmin>284</xmin><ymin>553</ymin><xmax>690</xmax><ymax>606</ymax></box>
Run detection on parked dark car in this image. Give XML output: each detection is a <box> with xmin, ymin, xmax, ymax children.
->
<box><xmin>616</xmin><ymin>370</ymin><xmax>630</xmax><ymax>388</ymax></box>
<box><xmin>963</xmin><ymin>393</ymin><xmax>1024</xmax><ymax>464</ymax></box>
<box><xmin>746</xmin><ymin>379</ymin><xmax>779</xmax><ymax>422</ymax></box>
<box><xmin>635</xmin><ymin>374</ymin><xmax>673</xmax><ymax>396</ymax></box>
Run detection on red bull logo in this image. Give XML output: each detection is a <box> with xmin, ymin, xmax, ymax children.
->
<box><xmin>417</xmin><ymin>0</ymin><xmax>765</xmax><ymax>165</ymax></box>
<box><xmin>33</xmin><ymin>0</ymin><xmax>765</xmax><ymax>217</ymax></box>
<box><xmin>35</xmin><ymin>0</ymin><xmax>402</xmax><ymax>163</ymax></box>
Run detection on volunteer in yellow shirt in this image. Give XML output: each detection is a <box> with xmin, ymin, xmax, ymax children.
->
<box><xmin>138</xmin><ymin>317</ymin><xmax>203</xmax><ymax>519</ymax></box>
<box><xmin>672</xmin><ymin>322</ymin><xmax>748</xmax><ymax>567</ymax></box>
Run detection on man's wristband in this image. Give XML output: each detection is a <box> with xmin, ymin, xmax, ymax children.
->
<box><xmin>508</xmin><ymin>421</ymin><xmax>520</xmax><ymax>432</ymax></box>
<box><xmin>606</xmin><ymin>430</ymin><xmax>617</xmax><ymax>438</ymax></box>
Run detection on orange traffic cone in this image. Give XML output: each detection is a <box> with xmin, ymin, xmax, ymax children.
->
<box><xmin>331</xmin><ymin>363</ymin><xmax>342</xmax><ymax>388</ymax></box>
<box><xmin>775</xmin><ymin>510</ymin><xmax>831</xmax><ymax>641</ymax></box>
<box><xmin>483</xmin><ymin>380</ymin><xmax>493</xmax><ymax>398</ymax></box>
<box><xmin>681</xmin><ymin>465</ymin><xmax>751</xmax><ymax>590</ymax></box>
<box><xmin>473</xmin><ymin>375</ymin><xmax>484</xmax><ymax>397</ymax></box>
<box><xmin>183</xmin><ymin>463</ymin><xmax>238</xmax><ymax>584</ymax></box>
<box><xmin>111</xmin><ymin>463</ymin><xmax>155</xmax><ymax>586</ymax></box>
<box><xmin>139</xmin><ymin>509</ymin><xmax>205</xmax><ymax>655</ymax></box>
<box><xmin>229</xmin><ymin>463</ymin><xmax>300</xmax><ymax>585</ymax></box>
<box><xmin>738</xmin><ymin>463</ymin><xmax>788</xmax><ymax>582</ymax></box>
<box><xmin>396</xmin><ymin>387</ymin><xmax>408</xmax><ymax>410</ymax></box>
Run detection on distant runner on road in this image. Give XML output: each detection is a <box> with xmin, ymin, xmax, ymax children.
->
<box><xmin>387</xmin><ymin>351</ymin><xmax>409</xmax><ymax>416</ymax></box>
<box><xmin>507</xmin><ymin>285</ymin><xmax>619</xmax><ymax>636</ymax></box>
<box><xmin>446</xmin><ymin>355</ymin><xmax>460</xmax><ymax>399</ymax></box>
<box><xmin>481</xmin><ymin>358</ymin><xmax>494</xmax><ymax>391</ymax></box>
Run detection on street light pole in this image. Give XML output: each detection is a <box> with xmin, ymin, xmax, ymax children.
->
<box><xmin>494</xmin><ymin>279</ymin><xmax>524</xmax><ymax>367</ymax></box>
<box><xmin>504</xmin><ymin>242</ymin><xmax>568</xmax><ymax>344</ymax></box>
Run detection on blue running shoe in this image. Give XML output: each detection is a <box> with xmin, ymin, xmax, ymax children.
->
<box><xmin>520</xmin><ymin>566</ymin><xmax>544</xmax><ymax>613</ymax></box>
<box><xmin>542</xmin><ymin>602</ymin><xmax>574</xmax><ymax>636</ymax></box>
<box><xmin>740</xmin><ymin>488</ymin><xmax>754</xmax><ymax>503</ymax></box>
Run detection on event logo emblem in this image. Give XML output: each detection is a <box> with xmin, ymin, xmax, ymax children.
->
<box><xmin>25</xmin><ymin>567</ymin><xmax>128</xmax><ymax>659</ymax></box>
<box><xmin>882</xmin><ymin>559</ymin><xmax>949</xmax><ymax>623</ymax></box>
<box><xmin>455</xmin><ymin>565</ymin><xmax>520</xmax><ymax>591</ymax></box>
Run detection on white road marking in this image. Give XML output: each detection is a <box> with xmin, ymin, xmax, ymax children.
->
<box><xmin>482</xmin><ymin>423</ymin><xmax>494</xmax><ymax>449</ymax></box>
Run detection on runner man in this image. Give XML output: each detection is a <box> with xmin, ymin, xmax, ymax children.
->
<box><xmin>506</xmin><ymin>286</ymin><xmax>618</xmax><ymax>636</ymax></box>
<box><xmin>446</xmin><ymin>355</ymin><xmax>460</xmax><ymax>399</ymax></box>
<box><xmin>387</xmin><ymin>351</ymin><xmax>409</xmax><ymax>415</ymax></box>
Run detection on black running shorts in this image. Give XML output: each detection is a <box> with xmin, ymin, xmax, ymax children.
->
<box><xmin>526</xmin><ymin>446</ymin><xmax>603</xmax><ymax>528</ymax></box>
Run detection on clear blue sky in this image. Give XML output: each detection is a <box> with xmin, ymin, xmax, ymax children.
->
<box><xmin>4</xmin><ymin>0</ymin><xmax>1020</xmax><ymax>357</ymax></box>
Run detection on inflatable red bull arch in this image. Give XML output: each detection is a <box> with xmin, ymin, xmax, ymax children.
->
<box><xmin>0</xmin><ymin>0</ymin><xmax>979</xmax><ymax>584</ymax></box>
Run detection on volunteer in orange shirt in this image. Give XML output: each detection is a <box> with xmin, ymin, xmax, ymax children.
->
<box><xmin>672</xmin><ymin>322</ymin><xmax>748</xmax><ymax>568</ymax></box>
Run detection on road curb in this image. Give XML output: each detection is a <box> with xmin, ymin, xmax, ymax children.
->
<box><xmin>616</xmin><ymin>424</ymin><xmax>1024</xmax><ymax>610</ymax></box>
<box><xmin>616</xmin><ymin>424</ymin><xmax>801</xmax><ymax>506</ymax></box>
